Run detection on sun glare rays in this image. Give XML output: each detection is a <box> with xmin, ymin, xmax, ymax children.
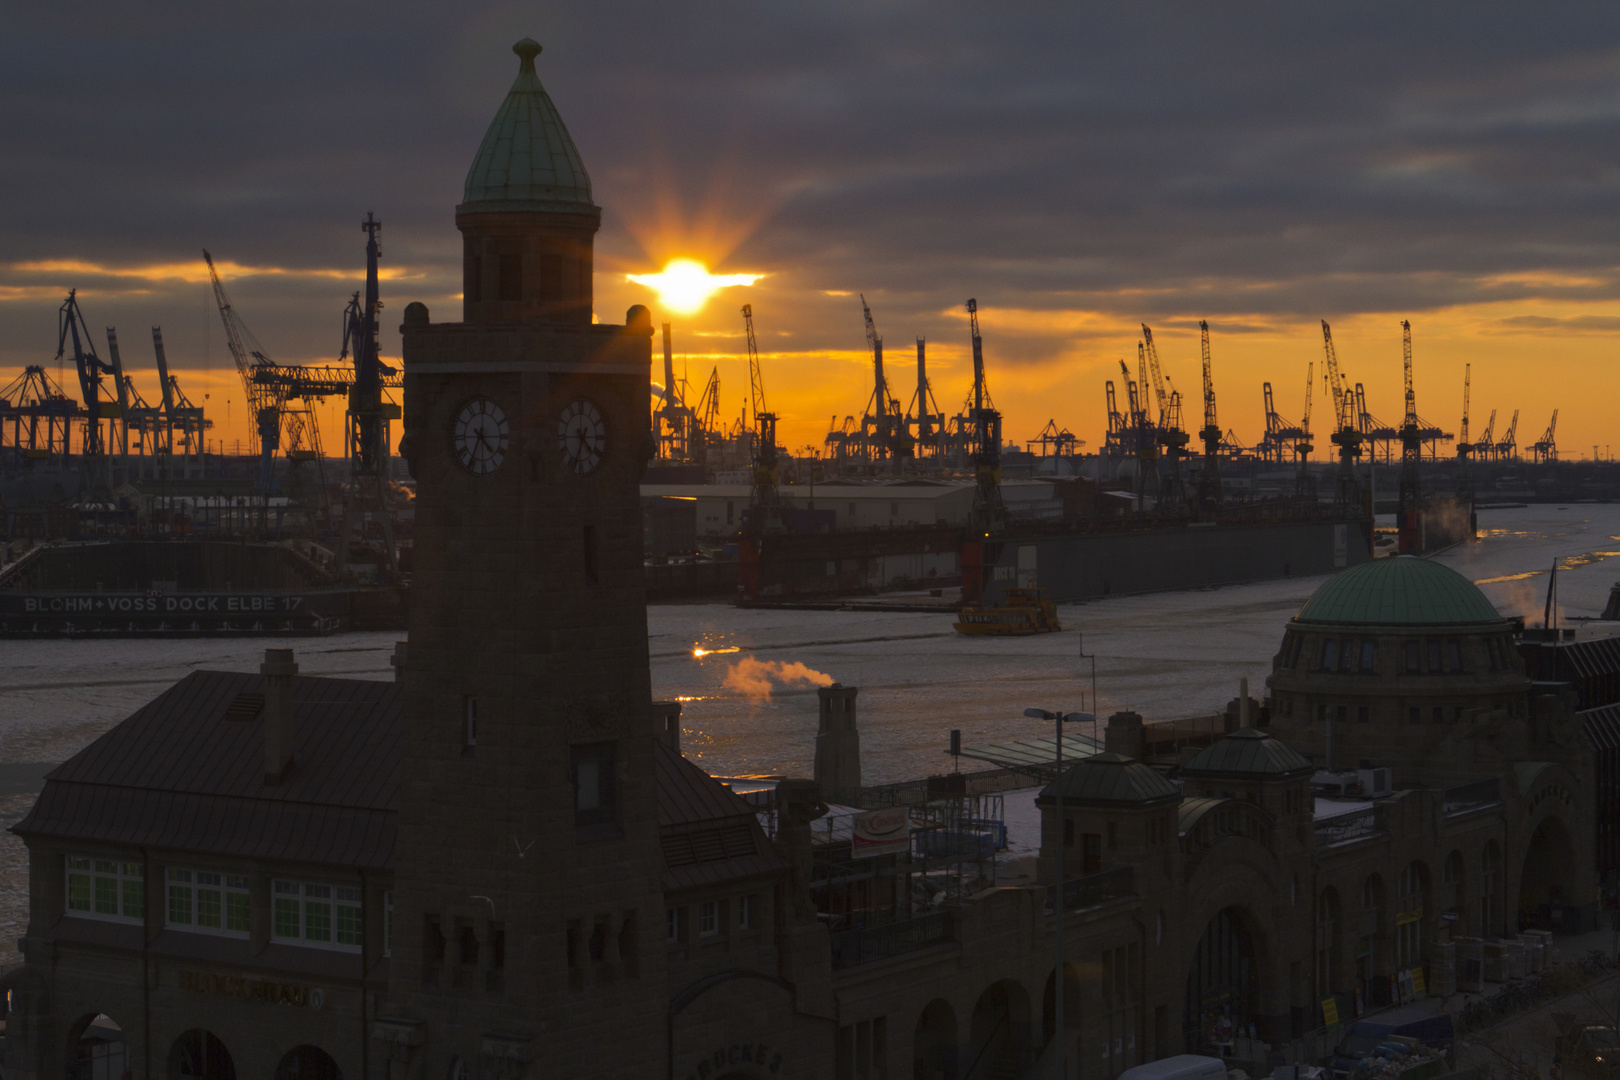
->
<box><xmin>627</xmin><ymin>259</ymin><xmax>760</xmax><ymax>315</ymax></box>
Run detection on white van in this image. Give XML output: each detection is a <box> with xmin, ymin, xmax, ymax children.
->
<box><xmin>1117</xmin><ymin>1055</ymin><xmax>1229</xmax><ymax>1080</ymax></box>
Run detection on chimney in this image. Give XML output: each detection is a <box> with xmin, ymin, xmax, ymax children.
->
<box><xmin>652</xmin><ymin>700</ymin><xmax>683</xmax><ymax>754</ymax></box>
<box><xmin>262</xmin><ymin>648</ymin><xmax>298</xmax><ymax>784</ymax></box>
<box><xmin>390</xmin><ymin>640</ymin><xmax>408</xmax><ymax>683</ymax></box>
<box><xmin>1104</xmin><ymin>710</ymin><xmax>1145</xmax><ymax>759</ymax></box>
<box><xmin>1240</xmin><ymin>677</ymin><xmax>1251</xmax><ymax>727</ymax></box>
<box><xmin>814</xmin><ymin>684</ymin><xmax>862</xmax><ymax>800</ymax></box>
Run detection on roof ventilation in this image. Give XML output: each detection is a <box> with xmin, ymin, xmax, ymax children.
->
<box><xmin>222</xmin><ymin>692</ymin><xmax>263</xmax><ymax>722</ymax></box>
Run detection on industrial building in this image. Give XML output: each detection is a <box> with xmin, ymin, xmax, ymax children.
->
<box><xmin>1</xmin><ymin>36</ymin><xmax>1610</xmax><ymax>1080</ymax></box>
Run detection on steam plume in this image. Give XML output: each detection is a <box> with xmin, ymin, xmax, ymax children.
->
<box><xmin>722</xmin><ymin>657</ymin><xmax>836</xmax><ymax>699</ymax></box>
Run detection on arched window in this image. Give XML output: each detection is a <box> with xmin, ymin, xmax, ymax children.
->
<box><xmin>1316</xmin><ymin>889</ymin><xmax>1341</xmax><ymax>996</ymax></box>
<box><xmin>1481</xmin><ymin>842</ymin><xmax>1501</xmax><ymax>936</ymax></box>
<box><xmin>1357</xmin><ymin>876</ymin><xmax>1384</xmax><ymax>1001</ymax></box>
<box><xmin>276</xmin><ymin>1047</ymin><xmax>342</xmax><ymax>1080</ymax></box>
<box><xmin>1395</xmin><ymin>863</ymin><xmax>1428</xmax><ymax>968</ymax></box>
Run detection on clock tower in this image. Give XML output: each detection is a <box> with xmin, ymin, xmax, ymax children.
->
<box><xmin>384</xmin><ymin>38</ymin><xmax>666</xmax><ymax>1075</ymax></box>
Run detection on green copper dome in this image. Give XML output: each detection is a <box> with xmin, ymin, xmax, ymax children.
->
<box><xmin>1037</xmin><ymin>753</ymin><xmax>1181</xmax><ymax>808</ymax></box>
<box><xmin>1183</xmin><ymin>728</ymin><xmax>1313</xmax><ymax>779</ymax></box>
<box><xmin>461</xmin><ymin>38</ymin><xmax>595</xmax><ymax>213</ymax></box>
<box><xmin>1295</xmin><ymin>556</ymin><xmax>1503</xmax><ymax>628</ymax></box>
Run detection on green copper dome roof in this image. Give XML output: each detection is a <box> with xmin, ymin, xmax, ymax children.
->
<box><xmin>1295</xmin><ymin>556</ymin><xmax>1503</xmax><ymax>628</ymax></box>
<box><xmin>1183</xmin><ymin>728</ymin><xmax>1313</xmax><ymax>779</ymax></box>
<box><xmin>461</xmin><ymin>38</ymin><xmax>595</xmax><ymax>213</ymax></box>
<box><xmin>1037</xmin><ymin>753</ymin><xmax>1181</xmax><ymax>807</ymax></box>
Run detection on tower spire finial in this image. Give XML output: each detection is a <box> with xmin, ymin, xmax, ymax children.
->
<box><xmin>513</xmin><ymin>37</ymin><xmax>541</xmax><ymax>73</ymax></box>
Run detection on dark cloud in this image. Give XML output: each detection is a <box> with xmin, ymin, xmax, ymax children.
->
<box><xmin>1</xmin><ymin>1</ymin><xmax>1617</xmax><ymax>386</ymax></box>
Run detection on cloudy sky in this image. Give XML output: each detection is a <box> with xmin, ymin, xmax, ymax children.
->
<box><xmin>3</xmin><ymin>2</ymin><xmax>1617</xmax><ymax>457</ymax></box>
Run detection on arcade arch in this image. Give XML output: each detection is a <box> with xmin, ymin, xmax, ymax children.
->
<box><xmin>169</xmin><ymin>1030</ymin><xmax>235</xmax><ymax>1080</ymax></box>
<box><xmin>1184</xmin><ymin>907</ymin><xmax>1262</xmax><ymax>1054</ymax></box>
<box><xmin>1041</xmin><ymin>962</ymin><xmax>1082</xmax><ymax>1047</ymax></box>
<box><xmin>913</xmin><ymin>998</ymin><xmax>955</xmax><ymax>1080</ymax></box>
<box><xmin>967</xmin><ymin>980</ymin><xmax>1031</xmax><ymax>1077</ymax></box>
<box><xmin>66</xmin><ymin>1013</ymin><xmax>126</xmax><ymax>1080</ymax></box>
<box><xmin>1519</xmin><ymin>816</ymin><xmax>1580</xmax><ymax>930</ymax></box>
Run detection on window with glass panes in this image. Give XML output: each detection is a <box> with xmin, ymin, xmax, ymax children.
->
<box><xmin>65</xmin><ymin>857</ymin><xmax>144</xmax><ymax>922</ymax></box>
<box><xmin>167</xmin><ymin>869</ymin><xmax>249</xmax><ymax>935</ymax></box>
<box><xmin>272</xmin><ymin>880</ymin><xmax>363</xmax><ymax>950</ymax></box>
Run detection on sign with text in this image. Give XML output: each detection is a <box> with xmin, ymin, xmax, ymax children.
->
<box><xmin>851</xmin><ymin>807</ymin><xmax>910</xmax><ymax>859</ymax></box>
<box><xmin>10</xmin><ymin>593</ymin><xmax>308</xmax><ymax>615</ymax></box>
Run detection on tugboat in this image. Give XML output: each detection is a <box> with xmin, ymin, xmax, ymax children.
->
<box><xmin>953</xmin><ymin>587</ymin><xmax>1062</xmax><ymax>636</ymax></box>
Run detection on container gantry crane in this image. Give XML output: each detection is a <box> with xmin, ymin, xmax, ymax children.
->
<box><xmin>1496</xmin><ymin>409</ymin><xmax>1520</xmax><ymax>461</ymax></box>
<box><xmin>1476</xmin><ymin>410</ymin><xmax>1497</xmax><ymax>463</ymax></box>
<box><xmin>1531</xmin><ymin>410</ymin><xmax>1559</xmax><ymax>463</ymax></box>
<box><xmin>1296</xmin><ymin>361</ymin><xmax>1316</xmax><ymax>502</ymax></box>
<box><xmin>907</xmin><ymin>338</ymin><xmax>947</xmax><ymax>460</ymax></box>
<box><xmin>0</xmin><ymin>365</ymin><xmax>78</xmax><ymax>466</ymax></box>
<box><xmin>1196</xmin><ymin>320</ymin><xmax>1222</xmax><ymax>509</ymax></box>
<box><xmin>56</xmin><ymin>291</ymin><xmax>120</xmax><ymax>489</ymax></box>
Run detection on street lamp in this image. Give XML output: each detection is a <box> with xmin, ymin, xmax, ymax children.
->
<box><xmin>1025</xmin><ymin>707</ymin><xmax>1094</xmax><ymax>1079</ymax></box>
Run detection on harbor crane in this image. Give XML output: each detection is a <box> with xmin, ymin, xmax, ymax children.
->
<box><xmin>1261</xmin><ymin>382</ymin><xmax>1285</xmax><ymax>464</ymax></box>
<box><xmin>0</xmin><ymin>365</ymin><xmax>78</xmax><ymax>465</ymax></box>
<box><xmin>858</xmin><ymin>295</ymin><xmax>909</xmax><ymax>465</ymax></box>
<box><xmin>1476</xmin><ymin>409</ymin><xmax>1497</xmax><ymax>462</ymax></box>
<box><xmin>1496</xmin><ymin>409</ymin><xmax>1520</xmax><ymax>461</ymax></box>
<box><xmin>742</xmin><ymin>304</ymin><xmax>781</xmax><ymax>532</ymax></box>
<box><xmin>1531</xmin><ymin>410</ymin><xmax>1559</xmax><ymax>463</ymax></box>
<box><xmin>1457</xmin><ymin>365</ymin><xmax>1472</xmax><ymax>461</ymax></box>
<box><xmin>1397</xmin><ymin>320</ymin><xmax>1421</xmax><ymax>554</ymax></box>
<box><xmin>1320</xmin><ymin>320</ymin><xmax>1364</xmax><ymax>508</ymax></box>
<box><xmin>56</xmin><ymin>291</ymin><xmax>119</xmax><ymax>487</ymax></box>
<box><xmin>1103</xmin><ymin>380</ymin><xmax>1127</xmax><ymax>457</ymax></box>
<box><xmin>1196</xmin><ymin>320</ymin><xmax>1222</xmax><ymax>509</ymax></box>
<box><xmin>1121</xmin><ymin>356</ymin><xmax>1159</xmax><ymax>506</ymax></box>
<box><xmin>654</xmin><ymin>323</ymin><xmax>699</xmax><ymax>462</ymax></box>
<box><xmin>1141</xmin><ymin>325</ymin><xmax>1187</xmax><ymax>509</ymax></box>
<box><xmin>1296</xmin><ymin>361</ymin><xmax>1316</xmax><ymax>502</ymax></box>
<box><xmin>694</xmin><ymin>366</ymin><xmax>721</xmax><ymax>465</ymax></box>
<box><xmin>205</xmin><ymin>250</ymin><xmax>285</xmax><ymax>493</ymax></box>
<box><xmin>907</xmin><ymin>338</ymin><xmax>947</xmax><ymax>459</ymax></box>
<box><xmin>966</xmin><ymin>298</ymin><xmax>1005</xmax><ymax>532</ymax></box>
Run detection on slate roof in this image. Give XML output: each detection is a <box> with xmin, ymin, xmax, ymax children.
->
<box><xmin>461</xmin><ymin>38</ymin><xmax>595</xmax><ymax>213</ymax></box>
<box><xmin>1295</xmin><ymin>556</ymin><xmax>1504</xmax><ymax>627</ymax></box>
<box><xmin>17</xmin><ymin>669</ymin><xmax>787</xmax><ymax>891</ymax></box>
<box><xmin>13</xmin><ymin>671</ymin><xmax>401</xmax><ymax>870</ymax></box>
<box><xmin>1183</xmin><ymin>728</ymin><xmax>1314</xmax><ymax>779</ymax></box>
<box><xmin>1036</xmin><ymin>752</ymin><xmax>1181</xmax><ymax>808</ymax></box>
<box><xmin>654</xmin><ymin>740</ymin><xmax>784</xmax><ymax>892</ymax></box>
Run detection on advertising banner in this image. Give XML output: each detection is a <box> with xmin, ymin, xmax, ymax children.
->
<box><xmin>851</xmin><ymin>807</ymin><xmax>910</xmax><ymax>859</ymax></box>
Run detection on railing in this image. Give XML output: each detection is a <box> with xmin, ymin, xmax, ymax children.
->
<box><xmin>1443</xmin><ymin>777</ymin><xmax>1502</xmax><ymax>816</ymax></box>
<box><xmin>1315</xmin><ymin>805</ymin><xmax>1382</xmax><ymax>847</ymax></box>
<box><xmin>1046</xmin><ymin>865</ymin><xmax>1134</xmax><ymax>914</ymax></box>
<box><xmin>829</xmin><ymin>910</ymin><xmax>952</xmax><ymax>970</ymax></box>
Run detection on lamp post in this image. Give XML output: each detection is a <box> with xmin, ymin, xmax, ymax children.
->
<box><xmin>1026</xmin><ymin>707</ymin><xmax>1094</xmax><ymax>1079</ymax></box>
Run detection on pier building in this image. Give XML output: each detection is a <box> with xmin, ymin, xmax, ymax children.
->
<box><xmin>0</xmin><ymin>36</ymin><xmax>1605</xmax><ymax>1080</ymax></box>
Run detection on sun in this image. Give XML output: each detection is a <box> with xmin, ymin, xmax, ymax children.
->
<box><xmin>627</xmin><ymin>259</ymin><xmax>760</xmax><ymax>316</ymax></box>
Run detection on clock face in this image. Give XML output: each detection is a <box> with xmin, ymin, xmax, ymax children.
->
<box><xmin>558</xmin><ymin>398</ymin><xmax>607</xmax><ymax>474</ymax></box>
<box><xmin>452</xmin><ymin>398</ymin><xmax>509</xmax><ymax>475</ymax></box>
